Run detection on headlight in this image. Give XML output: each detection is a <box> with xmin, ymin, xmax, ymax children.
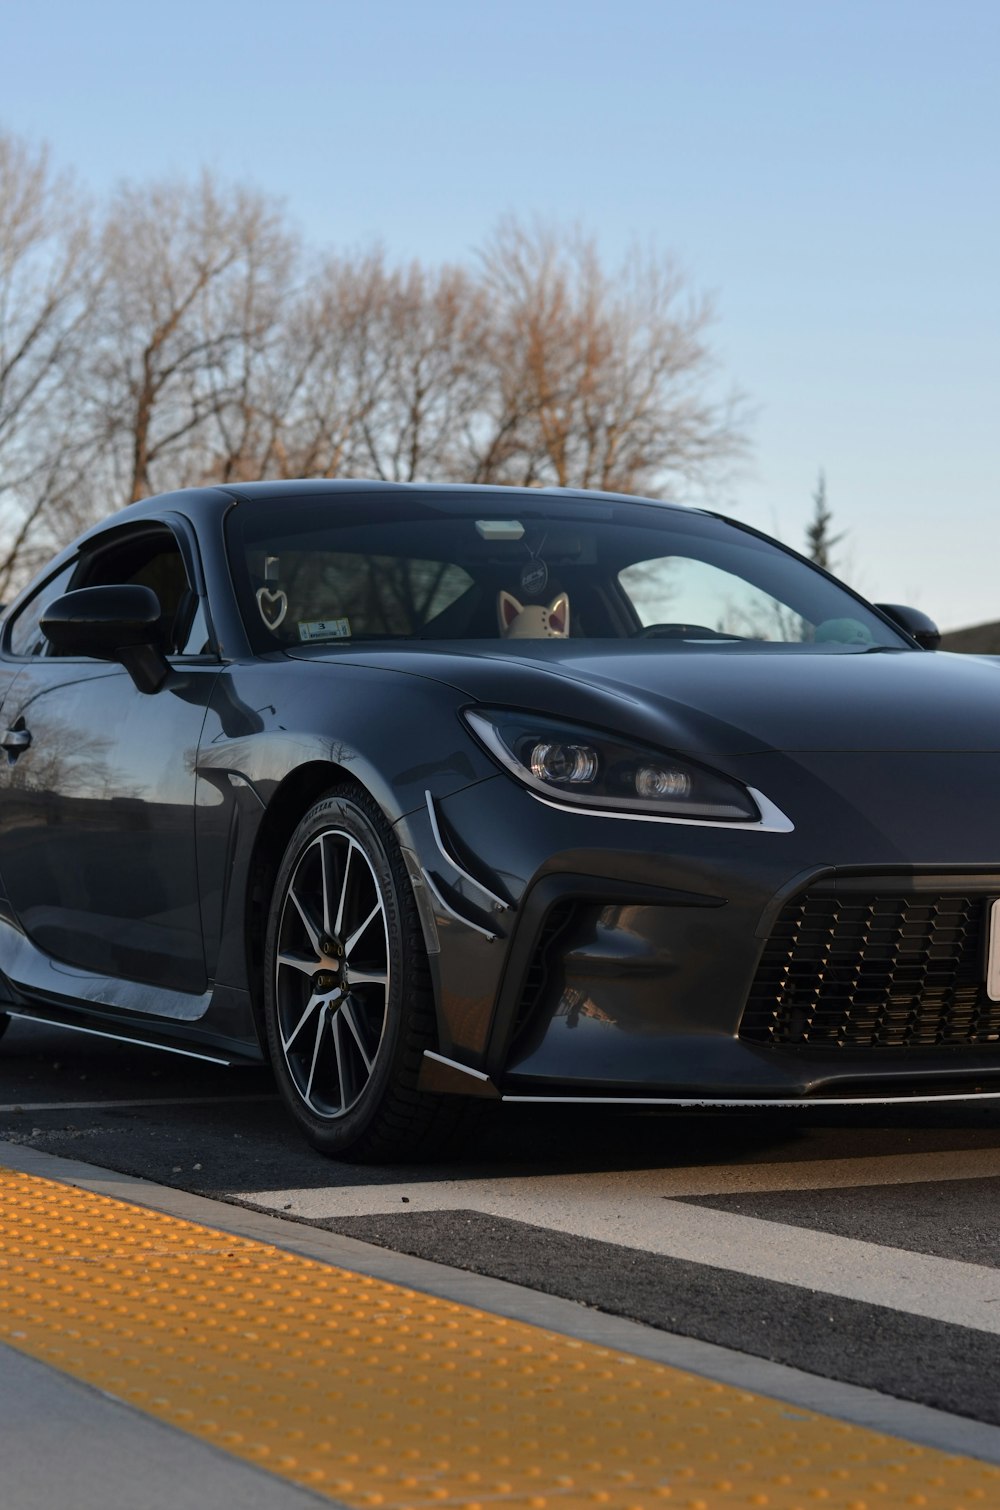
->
<box><xmin>464</xmin><ymin>708</ymin><xmax>760</xmax><ymax>822</ymax></box>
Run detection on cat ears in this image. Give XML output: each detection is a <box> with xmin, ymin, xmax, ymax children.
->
<box><xmin>499</xmin><ymin>590</ymin><xmax>524</xmax><ymax>630</ymax></box>
<box><xmin>547</xmin><ymin>593</ymin><xmax>568</xmax><ymax>635</ymax></box>
<box><xmin>498</xmin><ymin>590</ymin><xmax>569</xmax><ymax>634</ymax></box>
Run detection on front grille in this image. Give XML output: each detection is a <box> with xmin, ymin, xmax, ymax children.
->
<box><xmin>741</xmin><ymin>890</ymin><xmax>1000</xmax><ymax>1048</ymax></box>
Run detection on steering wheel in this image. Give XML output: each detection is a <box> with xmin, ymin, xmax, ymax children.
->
<box><xmin>634</xmin><ymin>622</ymin><xmax>747</xmax><ymax>641</ymax></box>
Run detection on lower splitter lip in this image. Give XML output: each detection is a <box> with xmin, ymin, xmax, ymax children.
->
<box><xmin>501</xmin><ymin>1088</ymin><xmax>1000</xmax><ymax>1107</ymax></box>
<box><xmin>420</xmin><ymin>1050</ymin><xmax>1000</xmax><ymax>1108</ymax></box>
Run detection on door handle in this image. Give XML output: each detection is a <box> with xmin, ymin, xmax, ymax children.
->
<box><xmin>1</xmin><ymin>728</ymin><xmax>31</xmax><ymax>752</ymax></box>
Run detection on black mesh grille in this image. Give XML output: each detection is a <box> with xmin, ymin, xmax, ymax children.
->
<box><xmin>741</xmin><ymin>890</ymin><xmax>1000</xmax><ymax>1048</ymax></box>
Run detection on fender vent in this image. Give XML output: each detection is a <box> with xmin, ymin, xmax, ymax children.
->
<box><xmin>511</xmin><ymin>902</ymin><xmax>579</xmax><ymax>1043</ymax></box>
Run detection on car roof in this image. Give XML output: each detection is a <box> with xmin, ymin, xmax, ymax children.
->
<box><xmin>61</xmin><ymin>479</ymin><xmax>707</xmax><ymax>560</ymax></box>
<box><xmin>215</xmin><ymin>478</ymin><xmax>702</xmax><ymax>512</ymax></box>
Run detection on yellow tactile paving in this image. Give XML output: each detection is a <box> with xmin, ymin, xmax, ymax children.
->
<box><xmin>0</xmin><ymin>1168</ymin><xmax>996</xmax><ymax>1509</ymax></box>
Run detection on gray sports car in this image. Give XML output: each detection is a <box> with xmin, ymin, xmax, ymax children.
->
<box><xmin>0</xmin><ymin>479</ymin><xmax>996</xmax><ymax>1160</ymax></box>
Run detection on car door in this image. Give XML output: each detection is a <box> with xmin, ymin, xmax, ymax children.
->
<box><xmin>0</xmin><ymin>521</ymin><xmax>220</xmax><ymax>998</ymax></box>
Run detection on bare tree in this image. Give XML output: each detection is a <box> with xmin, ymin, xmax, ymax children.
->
<box><xmin>472</xmin><ymin>217</ymin><xmax>747</xmax><ymax>496</ymax></box>
<box><xmin>1</xmin><ymin>147</ymin><xmax>753</xmax><ymax>595</ymax></box>
<box><xmin>0</xmin><ymin>131</ymin><xmax>97</xmax><ymax>597</ymax></box>
<box><xmin>272</xmin><ymin>249</ymin><xmax>401</xmax><ymax>481</ymax></box>
<box><xmin>264</xmin><ymin>222</ymin><xmax>746</xmax><ymax>501</ymax></box>
<box><xmin>347</xmin><ymin>258</ymin><xmax>492</xmax><ymax>482</ymax></box>
<box><xmin>84</xmin><ymin>171</ymin><xmax>297</xmax><ymax>505</ymax></box>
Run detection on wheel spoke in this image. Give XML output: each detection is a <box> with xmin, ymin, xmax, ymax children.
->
<box><xmin>331</xmin><ymin>1011</ymin><xmax>348</xmax><ymax>1110</ymax></box>
<box><xmin>346</xmin><ymin>968</ymin><xmax>388</xmax><ymax>988</ymax></box>
<box><xmin>283</xmin><ymin>994</ymin><xmax>321</xmax><ymax>1053</ymax></box>
<box><xmin>344</xmin><ymin>901</ymin><xmax>382</xmax><ymax>957</ymax></box>
<box><xmin>341</xmin><ymin>997</ymin><xmax>374</xmax><ymax>1072</ymax></box>
<box><xmin>277</xmin><ymin>949</ymin><xmax>318</xmax><ymax>977</ymax></box>
<box><xmin>304</xmin><ymin>1009</ymin><xmax>325</xmax><ymax>1105</ymax></box>
<box><xmin>319</xmin><ymin>835</ymin><xmax>333</xmax><ymax>937</ymax></box>
<box><xmin>288</xmin><ymin>886</ymin><xmax>321</xmax><ymax>952</ymax></box>
<box><xmin>333</xmin><ymin>838</ymin><xmax>356</xmax><ymax>938</ymax></box>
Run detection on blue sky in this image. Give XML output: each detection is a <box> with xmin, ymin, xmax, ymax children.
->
<box><xmin>2</xmin><ymin>0</ymin><xmax>997</xmax><ymax>628</ymax></box>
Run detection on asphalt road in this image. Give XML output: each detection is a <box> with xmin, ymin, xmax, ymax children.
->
<box><xmin>3</xmin><ymin>1015</ymin><xmax>1000</xmax><ymax>1427</ymax></box>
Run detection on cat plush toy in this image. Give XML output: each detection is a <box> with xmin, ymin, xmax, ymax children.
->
<box><xmin>498</xmin><ymin>590</ymin><xmax>570</xmax><ymax>638</ymax></box>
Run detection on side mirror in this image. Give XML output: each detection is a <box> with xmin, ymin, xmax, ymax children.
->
<box><xmin>41</xmin><ymin>585</ymin><xmax>171</xmax><ymax>693</ymax></box>
<box><xmin>874</xmin><ymin>602</ymin><xmax>941</xmax><ymax>651</ymax></box>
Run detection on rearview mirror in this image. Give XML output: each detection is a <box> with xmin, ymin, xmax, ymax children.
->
<box><xmin>41</xmin><ymin>585</ymin><xmax>171</xmax><ymax>693</ymax></box>
<box><xmin>874</xmin><ymin>602</ymin><xmax>941</xmax><ymax>651</ymax></box>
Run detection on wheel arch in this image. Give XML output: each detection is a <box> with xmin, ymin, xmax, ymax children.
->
<box><xmin>242</xmin><ymin>758</ymin><xmax>440</xmax><ymax>1037</ymax></box>
<box><xmin>246</xmin><ymin>761</ymin><xmax>474</xmax><ymax>1159</ymax></box>
<box><xmin>244</xmin><ymin>760</ymin><xmax>356</xmax><ymax>1038</ymax></box>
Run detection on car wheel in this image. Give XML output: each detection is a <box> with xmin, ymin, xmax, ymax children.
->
<box><xmin>263</xmin><ymin>786</ymin><xmax>473</xmax><ymax>1161</ymax></box>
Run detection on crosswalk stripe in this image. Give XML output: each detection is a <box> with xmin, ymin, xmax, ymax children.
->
<box><xmin>238</xmin><ymin>1142</ymin><xmax>1000</xmax><ymax>1215</ymax></box>
<box><xmin>238</xmin><ymin>1144</ymin><xmax>1000</xmax><ymax>1336</ymax></box>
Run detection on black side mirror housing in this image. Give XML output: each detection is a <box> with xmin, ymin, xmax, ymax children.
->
<box><xmin>40</xmin><ymin>585</ymin><xmax>171</xmax><ymax>693</ymax></box>
<box><xmin>874</xmin><ymin>602</ymin><xmax>941</xmax><ymax>651</ymax></box>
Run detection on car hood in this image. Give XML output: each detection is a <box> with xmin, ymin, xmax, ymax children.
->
<box><xmin>286</xmin><ymin>642</ymin><xmax>1000</xmax><ymax>755</ymax></box>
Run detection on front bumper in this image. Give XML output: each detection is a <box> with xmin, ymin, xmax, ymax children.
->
<box><xmin>399</xmin><ymin>749</ymin><xmax>1000</xmax><ymax>1104</ymax></box>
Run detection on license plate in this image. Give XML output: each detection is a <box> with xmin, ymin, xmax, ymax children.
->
<box><xmin>988</xmin><ymin>900</ymin><xmax>1000</xmax><ymax>1002</ymax></box>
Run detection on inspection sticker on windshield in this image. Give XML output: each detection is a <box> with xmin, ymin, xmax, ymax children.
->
<box><xmin>299</xmin><ymin>618</ymin><xmax>351</xmax><ymax>641</ymax></box>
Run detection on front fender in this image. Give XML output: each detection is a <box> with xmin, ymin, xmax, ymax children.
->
<box><xmin>195</xmin><ymin>660</ymin><xmax>497</xmax><ymax>993</ymax></box>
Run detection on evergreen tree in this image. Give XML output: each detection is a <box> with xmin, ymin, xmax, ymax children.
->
<box><xmin>806</xmin><ymin>469</ymin><xmax>844</xmax><ymax>569</ymax></box>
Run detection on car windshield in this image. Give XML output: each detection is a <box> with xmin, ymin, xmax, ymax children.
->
<box><xmin>226</xmin><ymin>490</ymin><xmax>908</xmax><ymax>653</ymax></box>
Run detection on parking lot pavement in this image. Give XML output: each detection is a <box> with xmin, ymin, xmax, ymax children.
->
<box><xmin>3</xmin><ymin>1015</ymin><xmax>1000</xmax><ymax>1429</ymax></box>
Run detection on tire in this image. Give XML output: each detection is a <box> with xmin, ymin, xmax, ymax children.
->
<box><xmin>0</xmin><ymin>1013</ymin><xmax>8</xmax><ymax>1043</ymax></box>
<box><xmin>263</xmin><ymin>785</ymin><xmax>476</xmax><ymax>1161</ymax></box>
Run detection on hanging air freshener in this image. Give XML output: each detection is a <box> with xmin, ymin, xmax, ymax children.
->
<box><xmin>520</xmin><ymin>535</ymin><xmax>549</xmax><ymax>597</ymax></box>
<box><xmin>256</xmin><ymin>585</ymin><xmax>288</xmax><ymax>628</ymax></box>
<box><xmin>257</xmin><ymin>553</ymin><xmax>288</xmax><ymax>629</ymax></box>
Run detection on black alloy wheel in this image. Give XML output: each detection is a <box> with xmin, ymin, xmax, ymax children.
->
<box><xmin>263</xmin><ymin>786</ymin><xmax>472</xmax><ymax>1160</ymax></box>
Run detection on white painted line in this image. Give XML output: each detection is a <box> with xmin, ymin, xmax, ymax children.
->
<box><xmin>237</xmin><ymin>1145</ymin><xmax>1000</xmax><ymax>1337</ymax></box>
<box><xmin>0</xmin><ymin>1095</ymin><xmax>278</xmax><ymax>1113</ymax></box>
<box><xmin>238</xmin><ymin>1144</ymin><xmax>1000</xmax><ymax>1214</ymax></box>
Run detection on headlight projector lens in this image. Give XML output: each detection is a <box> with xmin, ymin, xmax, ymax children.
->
<box><xmin>529</xmin><ymin>741</ymin><xmax>599</xmax><ymax>784</ymax></box>
<box><xmin>635</xmin><ymin>764</ymin><xmax>693</xmax><ymax>799</ymax></box>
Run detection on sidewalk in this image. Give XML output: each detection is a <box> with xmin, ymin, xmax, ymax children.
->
<box><xmin>2</xmin><ymin>1142</ymin><xmax>998</xmax><ymax>1509</ymax></box>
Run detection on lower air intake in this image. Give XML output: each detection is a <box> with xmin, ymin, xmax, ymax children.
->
<box><xmin>740</xmin><ymin>890</ymin><xmax>1000</xmax><ymax>1048</ymax></box>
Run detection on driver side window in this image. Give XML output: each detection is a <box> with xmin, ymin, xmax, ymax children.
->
<box><xmin>79</xmin><ymin>529</ymin><xmax>211</xmax><ymax>657</ymax></box>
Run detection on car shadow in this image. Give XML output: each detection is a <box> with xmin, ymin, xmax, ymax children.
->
<box><xmin>2</xmin><ymin>1017</ymin><xmax>999</xmax><ymax>1196</ymax></box>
